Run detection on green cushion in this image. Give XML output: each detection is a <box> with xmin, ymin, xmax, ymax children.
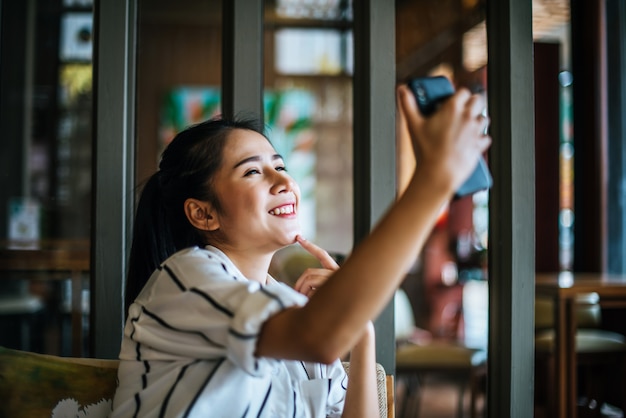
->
<box><xmin>0</xmin><ymin>346</ymin><xmax>119</xmax><ymax>418</ymax></box>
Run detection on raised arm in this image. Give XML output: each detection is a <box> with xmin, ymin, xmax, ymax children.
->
<box><xmin>257</xmin><ymin>85</ymin><xmax>491</xmax><ymax>363</ymax></box>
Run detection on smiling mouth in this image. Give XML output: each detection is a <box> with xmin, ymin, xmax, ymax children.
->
<box><xmin>269</xmin><ymin>204</ymin><xmax>296</xmax><ymax>216</ymax></box>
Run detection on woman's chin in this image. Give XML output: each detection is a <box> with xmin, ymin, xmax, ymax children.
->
<box><xmin>278</xmin><ymin>229</ymin><xmax>301</xmax><ymax>247</ymax></box>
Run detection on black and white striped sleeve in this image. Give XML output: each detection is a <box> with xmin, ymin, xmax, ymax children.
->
<box><xmin>124</xmin><ymin>247</ymin><xmax>308</xmax><ymax>376</ymax></box>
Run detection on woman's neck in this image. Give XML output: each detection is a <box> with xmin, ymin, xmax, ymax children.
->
<box><xmin>219</xmin><ymin>248</ymin><xmax>274</xmax><ymax>284</ymax></box>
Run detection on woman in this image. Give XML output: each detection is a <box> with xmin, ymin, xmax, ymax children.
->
<box><xmin>111</xmin><ymin>85</ymin><xmax>490</xmax><ymax>417</ymax></box>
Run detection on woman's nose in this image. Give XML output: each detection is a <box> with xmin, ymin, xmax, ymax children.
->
<box><xmin>270</xmin><ymin>171</ymin><xmax>295</xmax><ymax>194</ymax></box>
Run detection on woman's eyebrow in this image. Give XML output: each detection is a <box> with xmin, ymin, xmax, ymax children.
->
<box><xmin>233</xmin><ymin>153</ymin><xmax>283</xmax><ymax>169</ymax></box>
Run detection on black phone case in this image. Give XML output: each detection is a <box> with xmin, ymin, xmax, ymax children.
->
<box><xmin>407</xmin><ymin>76</ymin><xmax>493</xmax><ymax>198</ymax></box>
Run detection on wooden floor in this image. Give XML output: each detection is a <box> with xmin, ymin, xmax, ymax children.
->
<box><xmin>395</xmin><ymin>375</ymin><xmax>485</xmax><ymax>418</ymax></box>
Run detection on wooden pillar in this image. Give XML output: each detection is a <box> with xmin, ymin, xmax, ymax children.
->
<box><xmin>353</xmin><ymin>0</ymin><xmax>396</xmax><ymax>373</ymax></box>
<box><xmin>221</xmin><ymin>0</ymin><xmax>264</xmax><ymax>119</ymax></box>
<box><xmin>486</xmin><ymin>0</ymin><xmax>535</xmax><ymax>416</ymax></box>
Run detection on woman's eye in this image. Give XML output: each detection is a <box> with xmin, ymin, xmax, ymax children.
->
<box><xmin>275</xmin><ymin>165</ymin><xmax>286</xmax><ymax>172</ymax></box>
<box><xmin>244</xmin><ymin>169</ymin><xmax>260</xmax><ymax>176</ymax></box>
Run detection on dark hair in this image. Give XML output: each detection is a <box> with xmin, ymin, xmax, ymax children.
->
<box><xmin>125</xmin><ymin>115</ymin><xmax>266</xmax><ymax>314</ymax></box>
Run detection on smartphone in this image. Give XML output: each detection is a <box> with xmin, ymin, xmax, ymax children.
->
<box><xmin>407</xmin><ymin>76</ymin><xmax>493</xmax><ymax>198</ymax></box>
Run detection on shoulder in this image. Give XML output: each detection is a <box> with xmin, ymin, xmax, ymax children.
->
<box><xmin>161</xmin><ymin>246</ymin><xmax>245</xmax><ymax>285</ymax></box>
<box><xmin>167</xmin><ymin>246</ymin><xmax>213</xmax><ymax>262</ymax></box>
<box><xmin>165</xmin><ymin>246</ymin><xmax>225</xmax><ymax>266</ymax></box>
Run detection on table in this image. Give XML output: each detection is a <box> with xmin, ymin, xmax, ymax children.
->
<box><xmin>0</xmin><ymin>240</ymin><xmax>90</xmax><ymax>356</ymax></box>
<box><xmin>535</xmin><ymin>272</ymin><xmax>626</xmax><ymax>418</ymax></box>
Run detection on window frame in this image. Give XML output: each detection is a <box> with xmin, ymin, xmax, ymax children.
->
<box><xmin>93</xmin><ymin>2</ymin><xmax>536</xmax><ymax>416</ymax></box>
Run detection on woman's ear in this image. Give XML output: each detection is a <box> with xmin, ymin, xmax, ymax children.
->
<box><xmin>184</xmin><ymin>198</ymin><xmax>220</xmax><ymax>231</ymax></box>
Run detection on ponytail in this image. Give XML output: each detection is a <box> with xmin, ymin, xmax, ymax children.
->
<box><xmin>125</xmin><ymin>173</ymin><xmax>176</xmax><ymax>314</ymax></box>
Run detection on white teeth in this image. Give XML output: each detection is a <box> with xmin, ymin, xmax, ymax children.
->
<box><xmin>271</xmin><ymin>205</ymin><xmax>294</xmax><ymax>215</ymax></box>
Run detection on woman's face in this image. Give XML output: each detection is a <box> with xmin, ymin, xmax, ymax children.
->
<box><xmin>210</xmin><ymin>128</ymin><xmax>301</xmax><ymax>253</ymax></box>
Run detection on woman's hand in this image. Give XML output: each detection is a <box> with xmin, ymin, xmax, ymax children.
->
<box><xmin>397</xmin><ymin>83</ymin><xmax>492</xmax><ymax>195</ymax></box>
<box><xmin>293</xmin><ymin>236</ymin><xmax>339</xmax><ymax>298</ymax></box>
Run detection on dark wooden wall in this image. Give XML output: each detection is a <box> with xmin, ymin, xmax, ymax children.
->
<box><xmin>571</xmin><ymin>0</ymin><xmax>606</xmax><ymax>272</ymax></box>
<box><xmin>534</xmin><ymin>42</ymin><xmax>561</xmax><ymax>272</ymax></box>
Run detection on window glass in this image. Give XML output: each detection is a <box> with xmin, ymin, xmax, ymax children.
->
<box><xmin>396</xmin><ymin>0</ymin><xmax>488</xmax><ymax>331</ymax></box>
<box><xmin>265</xmin><ymin>0</ymin><xmax>354</xmax><ymax>267</ymax></box>
<box><xmin>135</xmin><ymin>0</ymin><xmax>223</xmax><ymax>184</ymax></box>
<box><xmin>532</xmin><ymin>0</ymin><xmax>572</xmax><ymax>270</ymax></box>
<box><xmin>0</xmin><ymin>0</ymin><xmax>93</xmax><ymax>356</ymax></box>
<box><xmin>394</xmin><ymin>2</ymin><xmax>489</xmax><ymax>415</ymax></box>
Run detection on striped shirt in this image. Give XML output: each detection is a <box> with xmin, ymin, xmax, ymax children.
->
<box><xmin>111</xmin><ymin>245</ymin><xmax>347</xmax><ymax>418</ymax></box>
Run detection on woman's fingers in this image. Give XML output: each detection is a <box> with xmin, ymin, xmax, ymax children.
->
<box><xmin>293</xmin><ymin>236</ymin><xmax>340</xmax><ymax>297</ymax></box>
<box><xmin>293</xmin><ymin>267</ymin><xmax>334</xmax><ymax>297</ymax></box>
<box><xmin>296</xmin><ymin>236</ymin><xmax>340</xmax><ymax>270</ymax></box>
<box><xmin>467</xmin><ymin>93</ymin><xmax>491</xmax><ymax>138</ymax></box>
<box><xmin>458</xmin><ymin>91</ymin><xmax>492</xmax><ymax>153</ymax></box>
<box><xmin>396</xmin><ymin>83</ymin><xmax>492</xmax><ymax>192</ymax></box>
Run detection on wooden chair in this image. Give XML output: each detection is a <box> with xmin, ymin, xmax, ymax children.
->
<box><xmin>0</xmin><ymin>346</ymin><xmax>393</xmax><ymax>418</ymax></box>
<box><xmin>534</xmin><ymin>293</ymin><xmax>626</xmax><ymax>417</ymax></box>
<box><xmin>396</xmin><ymin>342</ymin><xmax>486</xmax><ymax>418</ymax></box>
<box><xmin>394</xmin><ymin>288</ymin><xmax>487</xmax><ymax>418</ymax></box>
